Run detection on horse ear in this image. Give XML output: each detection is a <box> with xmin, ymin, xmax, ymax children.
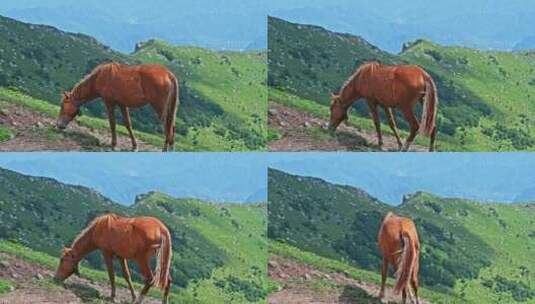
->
<box><xmin>63</xmin><ymin>92</ymin><xmax>69</xmax><ymax>98</ymax></box>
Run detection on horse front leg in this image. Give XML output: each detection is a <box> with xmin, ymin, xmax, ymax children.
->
<box><xmin>400</xmin><ymin>107</ymin><xmax>419</xmax><ymax>152</ymax></box>
<box><xmin>102</xmin><ymin>253</ymin><xmax>116</xmax><ymax>302</ymax></box>
<box><xmin>120</xmin><ymin>106</ymin><xmax>138</xmax><ymax>151</ymax></box>
<box><xmin>367</xmin><ymin>100</ymin><xmax>383</xmax><ymax>148</ymax></box>
<box><xmin>104</xmin><ymin>101</ymin><xmax>117</xmax><ymax>150</ymax></box>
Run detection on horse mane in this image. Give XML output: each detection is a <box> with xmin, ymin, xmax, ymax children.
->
<box><xmin>71</xmin><ymin>213</ymin><xmax>119</xmax><ymax>247</ymax></box>
<box><xmin>71</xmin><ymin>62</ymin><xmax>118</xmax><ymax>100</ymax></box>
<box><xmin>338</xmin><ymin>61</ymin><xmax>379</xmax><ymax>95</ymax></box>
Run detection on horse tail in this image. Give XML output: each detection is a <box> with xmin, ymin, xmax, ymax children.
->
<box><xmin>419</xmin><ymin>71</ymin><xmax>438</xmax><ymax>136</ymax></box>
<box><xmin>394</xmin><ymin>233</ymin><xmax>416</xmax><ymax>294</ymax></box>
<box><xmin>162</xmin><ymin>73</ymin><xmax>179</xmax><ymax>133</ymax></box>
<box><xmin>153</xmin><ymin>225</ymin><xmax>172</xmax><ymax>290</ymax></box>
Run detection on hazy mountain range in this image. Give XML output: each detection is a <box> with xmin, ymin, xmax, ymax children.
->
<box><xmin>268</xmin><ymin>153</ymin><xmax>535</xmax><ymax>204</ymax></box>
<box><xmin>0</xmin><ymin>154</ymin><xmax>267</xmax><ymax>204</ymax></box>
<box><xmin>2</xmin><ymin>0</ymin><xmax>535</xmax><ymax>52</ymax></box>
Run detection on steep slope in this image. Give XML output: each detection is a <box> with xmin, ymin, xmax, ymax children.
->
<box><xmin>268</xmin><ymin>169</ymin><xmax>535</xmax><ymax>303</ymax></box>
<box><xmin>268</xmin><ymin>17</ymin><xmax>535</xmax><ymax>151</ymax></box>
<box><xmin>0</xmin><ymin>15</ymin><xmax>266</xmax><ymax>151</ymax></box>
<box><xmin>132</xmin><ymin>40</ymin><xmax>267</xmax><ymax>150</ymax></box>
<box><xmin>0</xmin><ymin>168</ymin><xmax>268</xmax><ymax>303</ymax></box>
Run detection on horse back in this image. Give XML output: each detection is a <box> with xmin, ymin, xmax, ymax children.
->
<box><xmin>93</xmin><ymin>215</ymin><xmax>168</xmax><ymax>258</ymax></box>
<box><xmin>95</xmin><ymin>63</ymin><xmax>175</xmax><ymax>107</ymax></box>
<box><xmin>378</xmin><ymin>213</ymin><xmax>419</xmax><ymax>255</ymax></box>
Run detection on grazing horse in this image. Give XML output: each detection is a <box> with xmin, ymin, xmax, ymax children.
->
<box><xmin>378</xmin><ymin>212</ymin><xmax>420</xmax><ymax>304</ymax></box>
<box><xmin>54</xmin><ymin>214</ymin><xmax>173</xmax><ymax>304</ymax></box>
<box><xmin>329</xmin><ymin>62</ymin><xmax>438</xmax><ymax>152</ymax></box>
<box><xmin>57</xmin><ymin>62</ymin><xmax>179</xmax><ymax>151</ymax></box>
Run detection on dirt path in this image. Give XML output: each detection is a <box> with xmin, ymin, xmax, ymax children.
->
<box><xmin>0</xmin><ymin>252</ymin><xmax>159</xmax><ymax>304</ymax></box>
<box><xmin>0</xmin><ymin>102</ymin><xmax>159</xmax><ymax>152</ymax></box>
<box><xmin>268</xmin><ymin>102</ymin><xmax>427</xmax><ymax>152</ymax></box>
<box><xmin>268</xmin><ymin>255</ymin><xmax>429</xmax><ymax>304</ymax></box>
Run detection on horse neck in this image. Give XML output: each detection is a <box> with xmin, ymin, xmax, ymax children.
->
<box><xmin>339</xmin><ymin>73</ymin><xmax>361</xmax><ymax>108</ymax></box>
<box><xmin>72</xmin><ymin>73</ymin><xmax>100</xmax><ymax>106</ymax></box>
<box><xmin>71</xmin><ymin>226</ymin><xmax>96</xmax><ymax>261</ymax></box>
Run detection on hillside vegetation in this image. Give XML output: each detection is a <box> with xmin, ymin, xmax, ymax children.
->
<box><xmin>0</xmin><ymin>15</ymin><xmax>266</xmax><ymax>151</ymax></box>
<box><xmin>0</xmin><ymin>167</ymin><xmax>268</xmax><ymax>303</ymax></box>
<box><xmin>268</xmin><ymin>168</ymin><xmax>535</xmax><ymax>303</ymax></box>
<box><xmin>268</xmin><ymin>17</ymin><xmax>535</xmax><ymax>151</ymax></box>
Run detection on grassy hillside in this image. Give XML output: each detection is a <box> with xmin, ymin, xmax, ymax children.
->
<box><xmin>268</xmin><ymin>17</ymin><xmax>535</xmax><ymax>151</ymax></box>
<box><xmin>133</xmin><ymin>40</ymin><xmax>267</xmax><ymax>150</ymax></box>
<box><xmin>268</xmin><ymin>168</ymin><xmax>535</xmax><ymax>303</ymax></box>
<box><xmin>0</xmin><ymin>167</ymin><xmax>268</xmax><ymax>303</ymax></box>
<box><xmin>0</xmin><ymin>15</ymin><xmax>266</xmax><ymax>151</ymax></box>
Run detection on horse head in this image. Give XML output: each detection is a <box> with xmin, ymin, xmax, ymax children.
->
<box><xmin>57</xmin><ymin>92</ymin><xmax>81</xmax><ymax>129</ymax></box>
<box><xmin>328</xmin><ymin>93</ymin><xmax>350</xmax><ymax>131</ymax></box>
<box><xmin>54</xmin><ymin>247</ymin><xmax>80</xmax><ymax>282</ymax></box>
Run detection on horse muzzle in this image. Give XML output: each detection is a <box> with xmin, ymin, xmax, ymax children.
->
<box><xmin>53</xmin><ymin>275</ymin><xmax>63</xmax><ymax>283</ymax></box>
<box><xmin>56</xmin><ymin>118</ymin><xmax>68</xmax><ymax>130</ymax></box>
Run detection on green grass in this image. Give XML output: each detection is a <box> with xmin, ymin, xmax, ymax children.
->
<box><xmin>0</xmin><ymin>15</ymin><xmax>267</xmax><ymax>151</ymax></box>
<box><xmin>0</xmin><ymin>168</ymin><xmax>268</xmax><ymax>304</ymax></box>
<box><xmin>268</xmin><ymin>169</ymin><xmax>535</xmax><ymax>304</ymax></box>
<box><xmin>132</xmin><ymin>40</ymin><xmax>267</xmax><ymax>151</ymax></box>
<box><xmin>0</xmin><ymin>240</ymin><xmax>164</xmax><ymax>299</ymax></box>
<box><xmin>0</xmin><ymin>126</ymin><xmax>14</xmax><ymax>142</ymax></box>
<box><xmin>270</xmin><ymin>241</ymin><xmax>464</xmax><ymax>304</ymax></box>
<box><xmin>269</xmin><ymin>88</ymin><xmax>460</xmax><ymax>151</ymax></box>
<box><xmin>268</xmin><ymin>17</ymin><xmax>535</xmax><ymax>151</ymax></box>
<box><xmin>0</xmin><ymin>88</ymin><xmax>166</xmax><ymax>149</ymax></box>
<box><xmin>136</xmin><ymin>193</ymin><xmax>268</xmax><ymax>303</ymax></box>
<box><xmin>0</xmin><ymin>279</ymin><xmax>13</xmax><ymax>294</ymax></box>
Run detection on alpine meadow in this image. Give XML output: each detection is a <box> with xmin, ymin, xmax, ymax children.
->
<box><xmin>0</xmin><ymin>15</ymin><xmax>267</xmax><ymax>151</ymax></box>
<box><xmin>267</xmin><ymin>168</ymin><xmax>535</xmax><ymax>304</ymax></box>
<box><xmin>0</xmin><ymin>167</ymin><xmax>268</xmax><ymax>303</ymax></box>
<box><xmin>268</xmin><ymin>17</ymin><xmax>535</xmax><ymax>152</ymax></box>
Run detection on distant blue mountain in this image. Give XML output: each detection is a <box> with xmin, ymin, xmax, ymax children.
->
<box><xmin>2</xmin><ymin>0</ymin><xmax>535</xmax><ymax>52</ymax></box>
<box><xmin>1</xmin><ymin>0</ymin><xmax>269</xmax><ymax>52</ymax></box>
<box><xmin>268</xmin><ymin>153</ymin><xmax>535</xmax><ymax>205</ymax></box>
<box><xmin>0</xmin><ymin>153</ymin><xmax>267</xmax><ymax>205</ymax></box>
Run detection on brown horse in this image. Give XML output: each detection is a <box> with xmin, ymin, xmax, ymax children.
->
<box><xmin>377</xmin><ymin>212</ymin><xmax>420</xmax><ymax>304</ymax></box>
<box><xmin>54</xmin><ymin>214</ymin><xmax>173</xmax><ymax>304</ymax></box>
<box><xmin>57</xmin><ymin>62</ymin><xmax>179</xmax><ymax>151</ymax></box>
<box><xmin>329</xmin><ymin>62</ymin><xmax>438</xmax><ymax>151</ymax></box>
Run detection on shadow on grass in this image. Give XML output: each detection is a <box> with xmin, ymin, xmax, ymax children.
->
<box><xmin>339</xmin><ymin>285</ymin><xmax>394</xmax><ymax>304</ymax></box>
<box><xmin>66</xmin><ymin>282</ymin><xmax>103</xmax><ymax>302</ymax></box>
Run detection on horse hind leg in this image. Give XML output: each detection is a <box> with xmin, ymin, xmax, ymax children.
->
<box><xmin>383</xmin><ymin>106</ymin><xmax>403</xmax><ymax>150</ymax></box>
<box><xmin>379</xmin><ymin>256</ymin><xmax>388</xmax><ymax>299</ymax></box>
<box><xmin>162</xmin><ymin>276</ymin><xmax>172</xmax><ymax>304</ymax></box>
<box><xmin>400</xmin><ymin>107</ymin><xmax>419</xmax><ymax>152</ymax></box>
<box><xmin>134</xmin><ymin>258</ymin><xmax>155</xmax><ymax>304</ymax></box>
<box><xmin>120</xmin><ymin>106</ymin><xmax>138</xmax><ymax>152</ymax></box>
